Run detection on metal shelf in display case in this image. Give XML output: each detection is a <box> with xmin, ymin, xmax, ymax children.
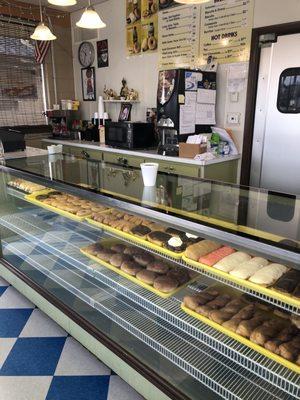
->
<box><xmin>0</xmin><ymin>210</ymin><xmax>299</xmax><ymax>399</ymax></box>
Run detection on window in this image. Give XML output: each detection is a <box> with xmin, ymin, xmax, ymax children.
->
<box><xmin>277</xmin><ymin>68</ymin><xmax>300</xmax><ymax>113</ymax></box>
<box><xmin>0</xmin><ymin>19</ymin><xmax>46</xmax><ymax>126</ymax></box>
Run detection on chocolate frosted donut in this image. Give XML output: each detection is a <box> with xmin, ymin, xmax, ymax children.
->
<box><xmin>131</xmin><ymin>225</ymin><xmax>152</xmax><ymax>237</ymax></box>
<box><xmin>147</xmin><ymin>261</ymin><xmax>169</xmax><ymax>275</ymax></box>
<box><xmin>147</xmin><ymin>231</ymin><xmax>172</xmax><ymax>246</ymax></box>
<box><xmin>136</xmin><ymin>269</ymin><xmax>157</xmax><ymax>285</ymax></box>
<box><xmin>153</xmin><ymin>276</ymin><xmax>178</xmax><ymax>293</ymax></box>
<box><xmin>109</xmin><ymin>253</ymin><xmax>132</xmax><ymax>268</ymax></box>
<box><xmin>165</xmin><ymin>227</ymin><xmax>186</xmax><ymax>238</ymax></box>
<box><xmin>121</xmin><ymin>260</ymin><xmax>143</xmax><ymax>276</ymax></box>
<box><xmin>133</xmin><ymin>253</ymin><xmax>155</xmax><ymax>267</ymax></box>
<box><xmin>111</xmin><ymin>243</ymin><xmax>127</xmax><ymax>253</ymax></box>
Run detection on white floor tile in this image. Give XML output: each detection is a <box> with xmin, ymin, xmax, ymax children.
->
<box><xmin>107</xmin><ymin>376</ymin><xmax>144</xmax><ymax>400</ymax></box>
<box><xmin>55</xmin><ymin>337</ymin><xmax>111</xmax><ymax>376</ymax></box>
<box><xmin>0</xmin><ymin>376</ymin><xmax>52</xmax><ymax>400</ymax></box>
<box><xmin>0</xmin><ymin>338</ymin><xmax>17</xmax><ymax>369</ymax></box>
<box><xmin>0</xmin><ymin>287</ymin><xmax>34</xmax><ymax>309</ymax></box>
<box><xmin>19</xmin><ymin>309</ymin><xmax>67</xmax><ymax>338</ymax></box>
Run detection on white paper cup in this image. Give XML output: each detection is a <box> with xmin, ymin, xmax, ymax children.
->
<box><xmin>140</xmin><ymin>163</ymin><xmax>159</xmax><ymax>187</ymax></box>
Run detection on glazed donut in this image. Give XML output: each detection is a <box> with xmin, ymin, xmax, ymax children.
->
<box><xmin>109</xmin><ymin>254</ymin><xmax>132</xmax><ymax>268</ymax></box>
<box><xmin>121</xmin><ymin>260</ymin><xmax>142</xmax><ymax>276</ymax></box>
<box><xmin>111</xmin><ymin>243</ymin><xmax>127</xmax><ymax>253</ymax></box>
<box><xmin>141</xmin><ymin>37</ymin><xmax>148</xmax><ymax>52</ymax></box>
<box><xmin>148</xmin><ymin>36</ymin><xmax>157</xmax><ymax>50</ymax></box>
<box><xmin>136</xmin><ymin>269</ymin><xmax>157</xmax><ymax>285</ymax></box>
<box><xmin>153</xmin><ymin>276</ymin><xmax>178</xmax><ymax>293</ymax></box>
<box><xmin>133</xmin><ymin>253</ymin><xmax>155</xmax><ymax>267</ymax></box>
<box><xmin>147</xmin><ymin>261</ymin><xmax>169</xmax><ymax>275</ymax></box>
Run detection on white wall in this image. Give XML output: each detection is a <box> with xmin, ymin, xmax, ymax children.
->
<box><xmin>71</xmin><ymin>0</ymin><xmax>158</xmax><ymax>123</ymax></box>
<box><xmin>71</xmin><ymin>0</ymin><xmax>300</xmax><ymax>153</ymax></box>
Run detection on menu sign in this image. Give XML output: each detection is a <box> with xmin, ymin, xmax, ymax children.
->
<box><xmin>158</xmin><ymin>4</ymin><xmax>200</xmax><ymax>69</ymax></box>
<box><xmin>199</xmin><ymin>0</ymin><xmax>254</xmax><ymax>64</ymax></box>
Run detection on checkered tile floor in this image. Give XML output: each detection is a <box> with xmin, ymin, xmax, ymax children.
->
<box><xmin>0</xmin><ymin>276</ymin><xmax>144</xmax><ymax>400</ymax></box>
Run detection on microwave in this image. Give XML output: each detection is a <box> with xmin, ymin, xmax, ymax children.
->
<box><xmin>105</xmin><ymin>121</ymin><xmax>156</xmax><ymax>149</ymax></box>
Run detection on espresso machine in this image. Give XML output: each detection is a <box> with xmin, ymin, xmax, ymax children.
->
<box><xmin>156</xmin><ymin>68</ymin><xmax>216</xmax><ymax>155</ymax></box>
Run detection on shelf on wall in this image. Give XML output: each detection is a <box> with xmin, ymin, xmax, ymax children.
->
<box><xmin>103</xmin><ymin>100</ymin><xmax>140</xmax><ymax>103</ymax></box>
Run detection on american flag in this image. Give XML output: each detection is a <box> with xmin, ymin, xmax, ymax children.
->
<box><xmin>35</xmin><ymin>40</ymin><xmax>51</xmax><ymax>64</ymax></box>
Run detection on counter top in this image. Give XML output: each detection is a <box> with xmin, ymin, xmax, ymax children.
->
<box><xmin>43</xmin><ymin>139</ymin><xmax>240</xmax><ymax>167</ymax></box>
<box><xmin>4</xmin><ymin>147</ymin><xmax>48</xmax><ymax>160</ymax></box>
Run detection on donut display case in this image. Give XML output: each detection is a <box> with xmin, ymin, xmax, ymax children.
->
<box><xmin>0</xmin><ymin>154</ymin><xmax>299</xmax><ymax>400</ymax></box>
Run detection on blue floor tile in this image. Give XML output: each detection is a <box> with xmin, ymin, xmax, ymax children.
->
<box><xmin>0</xmin><ymin>337</ymin><xmax>66</xmax><ymax>376</ymax></box>
<box><xmin>0</xmin><ymin>286</ymin><xmax>8</xmax><ymax>296</ymax></box>
<box><xmin>46</xmin><ymin>376</ymin><xmax>110</xmax><ymax>400</ymax></box>
<box><xmin>0</xmin><ymin>309</ymin><xmax>33</xmax><ymax>338</ymax></box>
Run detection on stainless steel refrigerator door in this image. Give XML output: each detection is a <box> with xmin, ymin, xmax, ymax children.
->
<box><xmin>250</xmin><ymin>34</ymin><xmax>300</xmax><ymax>195</ymax></box>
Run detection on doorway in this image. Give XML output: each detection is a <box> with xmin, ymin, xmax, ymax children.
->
<box><xmin>241</xmin><ymin>21</ymin><xmax>300</xmax><ymax>196</ymax></box>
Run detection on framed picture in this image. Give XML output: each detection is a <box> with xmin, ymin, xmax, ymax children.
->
<box><xmin>81</xmin><ymin>67</ymin><xmax>96</xmax><ymax>101</ymax></box>
<box><xmin>118</xmin><ymin>103</ymin><xmax>132</xmax><ymax>121</ymax></box>
<box><xmin>97</xmin><ymin>39</ymin><xmax>109</xmax><ymax>68</ymax></box>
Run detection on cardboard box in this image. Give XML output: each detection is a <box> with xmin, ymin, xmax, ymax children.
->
<box><xmin>179</xmin><ymin>143</ymin><xmax>207</xmax><ymax>159</ymax></box>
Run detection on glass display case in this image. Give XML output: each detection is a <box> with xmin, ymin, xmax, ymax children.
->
<box><xmin>0</xmin><ymin>154</ymin><xmax>299</xmax><ymax>400</ymax></box>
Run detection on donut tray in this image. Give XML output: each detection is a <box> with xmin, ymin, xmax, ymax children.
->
<box><xmin>25</xmin><ymin>191</ymin><xmax>111</xmax><ymax>222</ymax></box>
<box><xmin>181</xmin><ymin>286</ymin><xmax>300</xmax><ymax>375</ymax></box>
<box><xmin>80</xmin><ymin>239</ymin><xmax>198</xmax><ymax>299</ymax></box>
<box><xmin>182</xmin><ymin>255</ymin><xmax>300</xmax><ymax>312</ymax></box>
<box><xmin>85</xmin><ymin>217</ymin><xmax>185</xmax><ymax>259</ymax></box>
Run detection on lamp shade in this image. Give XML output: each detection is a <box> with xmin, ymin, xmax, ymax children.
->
<box><xmin>76</xmin><ymin>6</ymin><xmax>106</xmax><ymax>29</ymax></box>
<box><xmin>174</xmin><ymin>0</ymin><xmax>210</xmax><ymax>4</ymax></box>
<box><xmin>30</xmin><ymin>22</ymin><xmax>57</xmax><ymax>41</ymax></box>
<box><xmin>48</xmin><ymin>0</ymin><xmax>77</xmax><ymax>5</ymax></box>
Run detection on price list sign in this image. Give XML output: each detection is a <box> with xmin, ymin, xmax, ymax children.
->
<box><xmin>199</xmin><ymin>0</ymin><xmax>254</xmax><ymax>64</ymax></box>
<box><xmin>158</xmin><ymin>4</ymin><xmax>200</xmax><ymax>69</ymax></box>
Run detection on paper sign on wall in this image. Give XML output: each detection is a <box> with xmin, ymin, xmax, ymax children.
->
<box><xmin>199</xmin><ymin>0</ymin><xmax>254</xmax><ymax>64</ymax></box>
<box><xmin>195</xmin><ymin>103</ymin><xmax>216</xmax><ymax>125</ymax></box>
<box><xmin>197</xmin><ymin>89</ymin><xmax>216</xmax><ymax>105</ymax></box>
<box><xmin>180</xmin><ymin>105</ymin><xmax>196</xmax><ymax>135</ymax></box>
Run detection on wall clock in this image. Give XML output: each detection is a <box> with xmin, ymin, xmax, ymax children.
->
<box><xmin>78</xmin><ymin>41</ymin><xmax>95</xmax><ymax>67</ymax></box>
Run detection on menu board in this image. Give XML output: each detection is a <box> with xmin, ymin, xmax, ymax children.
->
<box><xmin>158</xmin><ymin>4</ymin><xmax>200</xmax><ymax>69</ymax></box>
<box><xmin>199</xmin><ymin>0</ymin><xmax>254</xmax><ymax>64</ymax></box>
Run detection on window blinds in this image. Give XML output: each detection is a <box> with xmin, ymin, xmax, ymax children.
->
<box><xmin>0</xmin><ymin>19</ymin><xmax>46</xmax><ymax>127</ymax></box>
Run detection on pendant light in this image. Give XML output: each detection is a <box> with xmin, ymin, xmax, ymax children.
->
<box><xmin>174</xmin><ymin>0</ymin><xmax>210</xmax><ymax>4</ymax></box>
<box><xmin>76</xmin><ymin>0</ymin><xmax>106</xmax><ymax>29</ymax></box>
<box><xmin>30</xmin><ymin>0</ymin><xmax>56</xmax><ymax>41</ymax></box>
<box><xmin>48</xmin><ymin>0</ymin><xmax>77</xmax><ymax>5</ymax></box>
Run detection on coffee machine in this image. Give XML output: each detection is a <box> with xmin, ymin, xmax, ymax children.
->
<box><xmin>156</xmin><ymin>68</ymin><xmax>216</xmax><ymax>155</ymax></box>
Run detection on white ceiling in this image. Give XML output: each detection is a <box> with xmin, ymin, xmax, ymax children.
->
<box><xmin>17</xmin><ymin>0</ymin><xmax>108</xmax><ymax>13</ymax></box>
